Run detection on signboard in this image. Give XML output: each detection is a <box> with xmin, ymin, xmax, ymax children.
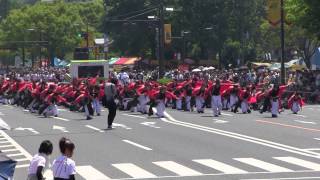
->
<box><xmin>70</xmin><ymin>60</ymin><xmax>109</xmax><ymax>79</ymax></box>
<box><xmin>164</xmin><ymin>24</ymin><xmax>172</xmax><ymax>44</ymax></box>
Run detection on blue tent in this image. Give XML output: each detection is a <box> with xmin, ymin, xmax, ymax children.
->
<box><xmin>0</xmin><ymin>153</ymin><xmax>17</xmax><ymax>180</ymax></box>
<box><xmin>311</xmin><ymin>47</ymin><xmax>320</xmax><ymax>70</ymax></box>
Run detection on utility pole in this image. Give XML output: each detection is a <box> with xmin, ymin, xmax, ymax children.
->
<box><xmin>280</xmin><ymin>0</ymin><xmax>286</xmax><ymax>85</ymax></box>
<box><xmin>158</xmin><ymin>0</ymin><xmax>165</xmax><ymax>78</ymax></box>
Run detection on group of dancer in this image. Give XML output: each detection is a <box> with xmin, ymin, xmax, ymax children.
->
<box><xmin>117</xmin><ymin>77</ymin><xmax>305</xmax><ymax>118</ymax></box>
<box><xmin>0</xmin><ymin>73</ymin><xmax>305</xmax><ymax>121</ymax></box>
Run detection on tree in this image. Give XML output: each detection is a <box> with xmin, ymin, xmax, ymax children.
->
<box><xmin>0</xmin><ymin>0</ymin><xmax>104</xmax><ymax>64</ymax></box>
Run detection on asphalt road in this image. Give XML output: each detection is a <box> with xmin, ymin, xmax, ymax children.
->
<box><xmin>1</xmin><ymin>103</ymin><xmax>320</xmax><ymax>180</ymax></box>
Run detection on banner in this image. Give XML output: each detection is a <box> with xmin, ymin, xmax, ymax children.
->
<box><xmin>267</xmin><ymin>0</ymin><xmax>281</xmax><ymax>26</ymax></box>
<box><xmin>164</xmin><ymin>24</ymin><xmax>172</xmax><ymax>44</ymax></box>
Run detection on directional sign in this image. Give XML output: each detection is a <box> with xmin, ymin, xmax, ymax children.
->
<box><xmin>113</xmin><ymin>123</ymin><xmax>132</xmax><ymax>130</ymax></box>
<box><xmin>53</xmin><ymin>125</ymin><xmax>69</xmax><ymax>133</ymax></box>
<box><xmin>15</xmin><ymin>127</ymin><xmax>39</xmax><ymax>134</ymax></box>
<box><xmin>140</xmin><ymin>122</ymin><xmax>160</xmax><ymax>129</ymax></box>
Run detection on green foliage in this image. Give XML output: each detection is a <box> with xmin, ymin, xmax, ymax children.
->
<box><xmin>158</xmin><ymin>77</ymin><xmax>172</xmax><ymax>85</ymax></box>
<box><xmin>0</xmin><ymin>0</ymin><xmax>104</xmax><ymax>61</ymax></box>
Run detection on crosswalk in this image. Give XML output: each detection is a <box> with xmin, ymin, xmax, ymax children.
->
<box><xmin>35</xmin><ymin>156</ymin><xmax>320</xmax><ymax>180</ymax></box>
<box><xmin>0</xmin><ymin>130</ymin><xmax>32</xmax><ymax>169</ymax></box>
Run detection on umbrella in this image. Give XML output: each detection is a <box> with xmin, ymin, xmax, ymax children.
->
<box><xmin>0</xmin><ymin>153</ymin><xmax>17</xmax><ymax>180</ymax></box>
<box><xmin>208</xmin><ymin>66</ymin><xmax>215</xmax><ymax>70</ymax></box>
<box><xmin>203</xmin><ymin>67</ymin><xmax>209</xmax><ymax>71</ymax></box>
<box><xmin>192</xmin><ymin>68</ymin><xmax>201</xmax><ymax>72</ymax></box>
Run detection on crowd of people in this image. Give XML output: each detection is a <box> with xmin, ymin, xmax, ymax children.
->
<box><xmin>0</xmin><ymin>67</ymin><xmax>318</xmax><ymax>126</ymax></box>
<box><xmin>0</xmin><ymin>66</ymin><xmax>318</xmax><ymax>180</ymax></box>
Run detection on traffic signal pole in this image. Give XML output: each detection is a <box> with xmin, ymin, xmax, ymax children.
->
<box><xmin>158</xmin><ymin>0</ymin><xmax>165</xmax><ymax>78</ymax></box>
<box><xmin>280</xmin><ymin>0</ymin><xmax>286</xmax><ymax>85</ymax></box>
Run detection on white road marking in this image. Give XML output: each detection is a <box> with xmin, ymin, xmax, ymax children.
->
<box><xmin>212</xmin><ymin>119</ymin><xmax>229</xmax><ymax>124</ymax></box>
<box><xmin>0</xmin><ymin>130</ymin><xmax>32</xmax><ymax>160</ymax></box>
<box><xmin>153</xmin><ymin>161</ymin><xmax>202</xmax><ymax>176</ymax></box>
<box><xmin>15</xmin><ymin>127</ymin><xmax>39</xmax><ymax>134</ymax></box>
<box><xmin>123</xmin><ymin>113</ymin><xmax>147</xmax><ymax>119</ymax></box>
<box><xmin>241</xmin><ymin>177</ymin><xmax>320</xmax><ymax>180</ymax></box>
<box><xmin>0</xmin><ymin>112</ymin><xmax>5</xmax><ymax>116</ymax></box>
<box><xmin>0</xmin><ymin>144</ymin><xmax>14</xmax><ymax>148</ymax></box>
<box><xmin>85</xmin><ymin>125</ymin><xmax>104</xmax><ymax>133</ymax></box>
<box><xmin>303</xmin><ymin>148</ymin><xmax>320</xmax><ymax>151</ymax></box>
<box><xmin>314</xmin><ymin>138</ymin><xmax>320</xmax><ymax>141</ymax></box>
<box><xmin>15</xmin><ymin>164</ymin><xmax>30</xmax><ymax>168</ymax></box>
<box><xmin>0</xmin><ymin>141</ymin><xmax>10</xmax><ymax>144</ymax></box>
<box><xmin>294</xmin><ymin>120</ymin><xmax>316</xmax><ymax>124</ymax></box>
<box><xmin>52</xmin><ymin>125</ymin><xmax>69</xmax><ymax>133</ymax></box>
<box><xmin>113</xmin><ymin>163</ymin><xmax>157</xmax><ymax>178</ymax></box>
<box><xmin>122</xmin><ymin>140</ymin><xmax>152</xmax><ymax>151</ymax></box>
<box><xmin>15</xmin><ymin>158</ymin><xmax>29</xmax><ymax>162</ymax></box>
<box><xmin>221</xmin><ymin>113</ymin><xmax>233</xmax><ymax>117</ymax></box>
<box><xmin>162</xmin><ymin>111</ymin><xmax>320</xmax><ymax>159</ymax></box>
<box><xmin>53</xmin><ymin>117</ymin><xmax>70</xmax><ymax>122</ymax></box>
<box><xmin>2</xmin><ymin>148</ymin><xmax>19</xmax><ymax>152</ymax></box>
<box><xmin>274</xmin><ymin>156</ymin><xmax>320</xmax><ymax>171</ymax></box>
<box><xmin>7</xmin><ymin>153</ymin><xmax>23</xmax><ymax>157</ymax></box>
<box><xmin>294</xmin><ymin>114</ymin><xmax>307</xmax><ymax>118</ymax></box>
<box><xmin>113</xmin><ymin>123</ymin><xmax>132</xmax><ymax>130</ymax></box>
<box><xmin>234</xmin><ymin>158</ymin><xmax>293</xmax><ymax>172</ymax></box>
<box><xmin>77</xmin><ymin>165</ymin><xmax>111</xmax><ymax>180</ymax></box>
<box><xmin>140</xmin><ymin>122</ymin><xmax>161</xmax><ymax>128</ymax></box>
<box><xmin>0</xmin><ymin>117</ymin><xmax>10</xmax><ymax>130</ymax></box>
<box><xmin>193</xmin><ymin>159</ymin><xmax>248</xmax><ymax>174</ymax></box>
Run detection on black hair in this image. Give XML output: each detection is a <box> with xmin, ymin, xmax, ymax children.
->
<box><xmin>38</xmin><ymin>140</ymin><xmax>53</xmax><ymax>155</ymax></box>
<box><xmin>59</xmin><ymin>137</ymin><xmax>75</xmax><ymax>154</ymax></box>
<box><xmin>110</xmin><ymin>78</ymin><xmax>118</xmax><ymax>85</ymax></box>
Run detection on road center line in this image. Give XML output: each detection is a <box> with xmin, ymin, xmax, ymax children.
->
<box><xmin>122</xmin><ymin>139</ymin><xmax>152</xmax><ymax>151</ymax></box>
<box><xmin>257</xmin><ymin>120</ymin><xmax>320</xmax><ymax>133</ymax></box>
<box><xmin>161</xmin><ymin>112</ymin><xmax>320</xmax><ymax>159</ymax></box>
<box><xmin>85</xmin><ymin>125</ymin><xmax>104</xmax><ymax>132</ymax></box>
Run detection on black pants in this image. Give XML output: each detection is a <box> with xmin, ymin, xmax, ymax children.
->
<box><xmin>106</xmin><ymin>99</ymin><xmax>117</xmax><ymax>126</ymax></box>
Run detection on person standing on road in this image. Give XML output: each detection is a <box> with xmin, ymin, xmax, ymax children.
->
<box><xmin>105</xmin><ymin>78</ymin><xmax>118</xmax><ymax>129</ymax></box>
<box><xmin>211</xmin><ymin>80</ymin><xmax>222</xmax><ymax>117</ymax></box>
<box><xmin>52</xmin><ymin>137</ymin><xmax>76</xmax><ymax>180</ymax></box>
<box><xmin>27</xmin><ymin>140</ymin><xmax>53</xmax><ymax>180</ymax></box>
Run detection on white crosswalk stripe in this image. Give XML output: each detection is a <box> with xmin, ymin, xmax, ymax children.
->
<box><xmin>274</xmin><ymin>156</ymin><xmax>320</xmax><ymax>171</ymax></box>
<box><xmin>234</xmin><ymin>158</ymin><xmax>293</xmax><ymax>172</ymax></box>
<box><xmin>11</xmin><ymin>156</ymin><xmax>320</xmax><ymax>179</ymax></box>
<box><xmin>153</xmin><ymin>161</ymin><xmax>202</xmax><ymax>176</ymax></box>
<box><xmin>193</xmin><ymin>159</ymin><xmax>248</xmax><ymax>174</ymax></box>
<box><xmin>77</xmin><ymin>166</ymin><xmax>111</xmax><ymax>180</ymax></box>
<box><xmin>0</xmin><ymin>130</ymin><xmax>31</xmax><ymax>168</ymax></box>
<box><xmin>112</xmin><ymin>163</ymin><xmax>157</xmax><ymax>178</ymax></box>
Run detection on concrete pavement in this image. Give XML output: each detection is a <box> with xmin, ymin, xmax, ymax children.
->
<box><xmin>0</xmin><ymin>104</ymin><xmax>320</xmax><ymax>180</ymax></box>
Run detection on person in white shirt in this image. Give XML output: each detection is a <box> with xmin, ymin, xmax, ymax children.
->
<box><xmin>52</xmin><ymin>137</ymin><xmax>76</xmax><ymax>180</ymax></box>
<box><xmin>27</xmin><ymin>140</ymin><xmax>53</xmax><ymax>180</ymax></box>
